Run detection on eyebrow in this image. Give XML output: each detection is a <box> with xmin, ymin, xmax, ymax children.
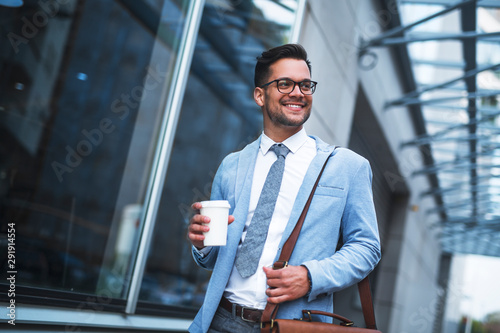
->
<box><xmin>275</xmin><ymin>77</ymin><xmax>313</xmax><ymax>82</ymax></box>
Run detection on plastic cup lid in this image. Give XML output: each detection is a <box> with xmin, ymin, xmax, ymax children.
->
<box><xmin>200</xmin><ymin>200</ymin><xmax>231</xmax><ymax>208</ymax></box>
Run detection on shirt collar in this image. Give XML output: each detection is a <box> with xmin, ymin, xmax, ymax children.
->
<box><xmin>260</xmin><ymin>128</ymin><xmax>309</xmax><ymax>156</ymax></box>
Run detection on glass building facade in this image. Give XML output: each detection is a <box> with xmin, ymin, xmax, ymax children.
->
<box><xmin>0</xmin><ymin>0</ymin><xmax>301</xmax><ymax>329</ymax></box>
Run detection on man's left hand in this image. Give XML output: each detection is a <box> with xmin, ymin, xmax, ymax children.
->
<box><xmin>263</xmin><ymin>265</ymin><xmax>309</xmax><ymax>304</ymax></box>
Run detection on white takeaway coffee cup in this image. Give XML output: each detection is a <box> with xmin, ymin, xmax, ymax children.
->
<box><xmin>200</xmin><ymin>200</ymin><xmax>231</xmax><ymax>246</ymax></box>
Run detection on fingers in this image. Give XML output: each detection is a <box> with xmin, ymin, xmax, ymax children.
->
<box><xmin>265</xmin><ymin>294</ymin><xmax>288</xmax><ymax>304</ymax></box>
<box><xmin>263</xmin><ymin>266</ymin><xmax>284</xmax><ymax>288</ymax></box>
<box><xmin>187</xmin><ymin>202</ymin><xmax>210</xmax><ymax>249</ymax></box>
<box><xmin>191</xmin><ymin>202</ymin><xmax>202</xmax><ymax>210</ymax></box>
<box><xmin>187</xmin><ymin>218</ymin><xmax>209</xmax><ymax>249</ymax></box>
<box><xmin>189</xmin><ymin>214</ymin><xmax>210</xmax><ymax>232</ymax></box>
<box><xmin>264</xmin><ymin>265</ymin><xmax>309</xmax><ymax>303</ymax></box>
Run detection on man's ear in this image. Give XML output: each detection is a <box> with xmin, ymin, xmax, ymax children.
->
<box><xmin>254</xmin><ymin>87</ymin><xmax>265</xmax><ymax>107</ymax></box>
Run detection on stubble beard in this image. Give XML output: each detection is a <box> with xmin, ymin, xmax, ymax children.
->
<box><xmin>264</xmin><ymin>99</ymin><xmax>311</xmax><ymax>128</ymax></box>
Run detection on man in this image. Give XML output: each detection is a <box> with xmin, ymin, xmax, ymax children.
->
<box><xmin>188</xmin><ymin>44</ymin><xmax>380</xmax><ymax>333</ymax></box>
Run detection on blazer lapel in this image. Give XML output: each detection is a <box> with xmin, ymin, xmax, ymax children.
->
<box><xmin>234</xmin><ymin>138</ymin><xmax>260</xmax><ymax>205</ymax></box>
<box><xmin>224</xmin><ymin>138</ymin><xmax>260</xmax><ymax>258</ymax></box>
<box><xmin>276</xmin><ymin>137</ymin><xmax>337</xmax><ymax>256</ymax></box>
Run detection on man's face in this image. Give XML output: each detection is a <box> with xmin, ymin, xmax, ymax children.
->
<box><xmin>255</xmin><ymin>58</ymin><xmax>313</xmax><ymax>131</ymax></box>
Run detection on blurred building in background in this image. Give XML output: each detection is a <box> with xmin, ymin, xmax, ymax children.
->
<box><xmin>0</xmin><ymin>0</ymin><xmax>499</xmax><ymax>332</ymax></box>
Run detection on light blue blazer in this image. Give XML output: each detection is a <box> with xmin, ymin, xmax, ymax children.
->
<box><xmin>189</xmin><ymin>135</ymin><xmax>381</xmax><ymax>333</ymax></box>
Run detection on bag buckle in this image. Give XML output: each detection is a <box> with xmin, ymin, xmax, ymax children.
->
<box><xmin>260</xmin><ymin>319</ymin><xmax>274</xmax><ymax>329</ymax></box>
<box><xmin>272</xmin><ymin>261</ymin><xmax>288</xmax><ymax>269</ymax></box>
<box><xmin>341</xmin><ymin>321</ymin><xmax>354</xmax><ymax>326</ymax></box>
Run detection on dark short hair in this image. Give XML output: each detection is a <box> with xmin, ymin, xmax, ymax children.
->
<box><xmin>254</xmin><ymin>43</ymin><xmax>312</xmax><ymax>87</ymax></box>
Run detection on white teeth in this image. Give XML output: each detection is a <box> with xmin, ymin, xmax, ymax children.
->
<box><xmin>287</xmin><ymin>104</ymin><xmax>302</xmax><ymax>108</ymax></box>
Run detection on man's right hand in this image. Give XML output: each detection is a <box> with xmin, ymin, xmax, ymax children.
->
<box><xmin>187</xmin><ymin>202</ymin><xmax>235</xmax><ymax>249</ymax></box>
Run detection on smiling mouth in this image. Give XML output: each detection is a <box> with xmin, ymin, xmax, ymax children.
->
<box><xmin>283</xmin><ymin>101</ymin><xmax>306</xmax><ymax>110</ymax></box>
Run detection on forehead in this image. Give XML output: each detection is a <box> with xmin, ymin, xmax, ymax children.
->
<box><xmin>269</xmin><ymin>58</ymin><xmax>311</xmax><ymax>80</ymax></box>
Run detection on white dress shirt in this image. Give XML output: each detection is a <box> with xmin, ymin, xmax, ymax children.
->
<box><xmin>223</xmin><ymin>128</ymin><xmax>316</xmax><ymax>309</ymax></box>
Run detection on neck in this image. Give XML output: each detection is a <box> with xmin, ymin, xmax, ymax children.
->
<box><xmin>263</xmin><ymin>126</ymin><xmax>302</xmax><ymax>143</ymax></box>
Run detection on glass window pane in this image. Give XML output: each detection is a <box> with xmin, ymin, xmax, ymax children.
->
<box><xmin>138</xmin><ymin>0</ymin><xmax>298</xmax><ymax>311</ymax></box>
<box><xmin>0</xmin><ymin>0</ymin><xmax>190</xmax><ymax>305</ymax></box>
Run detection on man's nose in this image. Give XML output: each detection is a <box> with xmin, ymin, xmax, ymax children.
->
<box><xmin>288</xmin><ymin>83</ymin><xmax>304</xmax><ymax>97</ymax></box>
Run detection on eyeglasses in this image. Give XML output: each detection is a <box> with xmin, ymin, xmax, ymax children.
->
<box><xmin>259</xmin><ymin>78</ymin><xmax>318</xmax><ymax>95</ymax></box>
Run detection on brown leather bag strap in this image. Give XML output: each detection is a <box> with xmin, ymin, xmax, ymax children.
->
<box><xmin>262</xmin><ymin>154</ymin><xmax>331</xmax><ymax>325</ymax></box>
<box><xmin>358</xmin><ymin>276</ymin><xmax>377</xmax><ymax>329</ymax></box>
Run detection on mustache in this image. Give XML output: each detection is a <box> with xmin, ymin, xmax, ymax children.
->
<box><xmin>281</xmin><ymin>98</ymin><xmax>307</xmax><ymax>105</ymax></box>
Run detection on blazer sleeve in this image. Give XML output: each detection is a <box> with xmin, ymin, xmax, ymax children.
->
<box><xmin>190</xmin><ymin>157</ymin><xmax>228</xmax><ymax>270</ymax></box>
<box><xmin>303</xmin><ymin>158</ymin><xmax>381</xmax><ymax>300</ymax></box>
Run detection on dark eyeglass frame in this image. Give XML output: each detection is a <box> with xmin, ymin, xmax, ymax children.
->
<box><xmin>259</xmin><ymin>78</ymin><xmax>318</xmax><ymax>95</ymax></box>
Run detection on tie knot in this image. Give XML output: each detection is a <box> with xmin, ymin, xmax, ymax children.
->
<box><xmin>270</xmin><ymin>143</ymin><xmax>290</xmax><ymax>158</ymax></box>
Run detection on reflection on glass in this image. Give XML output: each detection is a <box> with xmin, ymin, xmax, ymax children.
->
<box><xmin>138</xmin><ymin>0</ymin><xmax>298</xmax><ymax>310</ymax></box>
<box><xmin>0</xmin><ymin>0</ymin><xmax>189</xmax><ymax>303</ymax></box>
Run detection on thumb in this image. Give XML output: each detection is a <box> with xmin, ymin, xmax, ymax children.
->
<box><xmin>263</xmin><ymin>265</ymin><xmax>276</xmax><ymax>277</ymax></box>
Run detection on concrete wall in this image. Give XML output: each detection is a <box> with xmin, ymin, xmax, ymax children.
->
<box><xmin>299</xmin><ymin>1</ymin><xmax>445</xmax><ymax>332</ymax></box>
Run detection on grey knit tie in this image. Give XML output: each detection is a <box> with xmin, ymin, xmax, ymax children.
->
<box><xmin>235</xmin><ymin>143</ymin><xmax>290</xmax><ymax>278</ymax></box>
